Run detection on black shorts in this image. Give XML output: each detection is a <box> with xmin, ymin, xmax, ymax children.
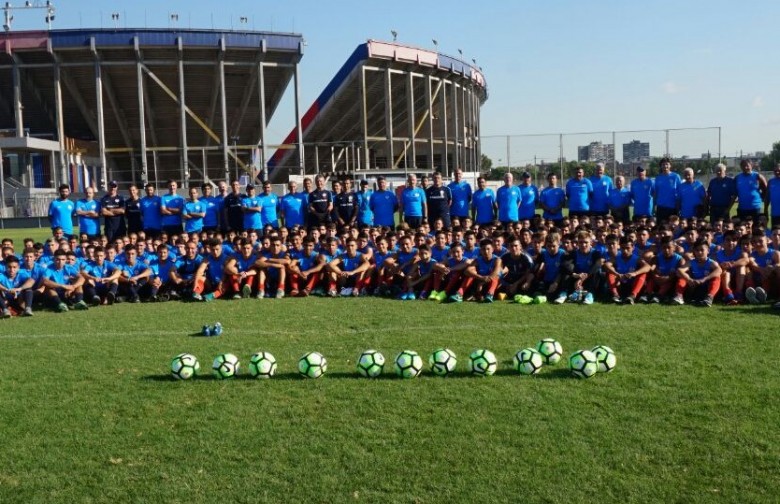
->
<box><xmin>737</xmin><ymin>208</ymin><xmax>760</xmax><ymax>224</ymax></box>
<box><xmin>404</xmin><ymin>216</ymin><xmax>424</xmax><ymax>229</ymax></box>
<box><xmin>656</xmin><ymin>206</ymin><xmax>677</xmax><ymax>223</ymax></box>
<box><xmin>163</xmin><ymin>224</ymin><xmax>184</xmax><ymax>236</ymax></box>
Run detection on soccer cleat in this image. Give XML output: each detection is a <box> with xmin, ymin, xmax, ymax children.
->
<box><xmin>340</xmin><ymin>287</ymin><xmax>352</xmax><ymax>297</ymax></box>
<box><xmin>191</xmin><ymin>293</ymin><xmax>202</xmax><ymax>301</ymax></box>
<box><xmin>553</xmin><ymin>292</ymin><xmax>567</xmax><ymax>304</ymax></box>
<box><xmin>289</xmin><ymin>289</ymin><xmax>299</xmax><ymax>297</ymax></box>
<box><xmin>130</xmin><ymin>296</ymin><xmax>141</xmax><ymax>304</ymax></box>
<box><xmin>671</xmin><ymin>295</ymin><xmax>685</xmax><ymax>305</ymax></box>
<box><xmin>311</xmin><ymin>287</ymin><xmax>326</xmax><ymax>296</ymax></box>
<box><xmin>428</xmin><ymin>290</ymin><xmax>439</xmax><ymax>301</ymax></box>
<box><xmin>203</xmin><ymin>293</ymin><xmax>215</xmax><ymax>302</ymax></box>
<box><xmin>106</xmin><ymin>292</ymin><xmax>116</xmax><ymax>305</ymax></box>
<box><xmin>56</xmin><ymin>302</ymin><xmax>69</xmax><ymax>312</ymax></box>
<box><xmin>232</xmin><ymin>293</ymin><xmax>241</xmax><ymax>300</ymax></box>
<box><xmin>23</xmin><ymin>307</ymin><xmax>33</xmax><ymax>317</ymax></box>
<box><xmin>241</xmin><ymin>284</ymin><xmax>252</xmax><ymax>299</ymax></box>
<box><xmin>624</xmin><ymin>295</ymin><xmax>636</xmax><ymax>305</ymax></box>
<box><xmin>638</xmin><ymin>294</ymin><xmax>649</xmax><ymax>304</ymax></box>
<box><xmin>773</xmin><ymin>301</ymin><xmax>780</xmax><ymax>309</ymax></box>
<box><xmin>484</xmin><ymin>294</ymin><xmax>494</xmax><ymax>303</ymax></box>
<box><xmin>514</xmin><ymin>294</ymin><xmax>534</xmax><ymax>305</ymax></box>
<box><xmin>328</xmin><ymin>289</ymin><xmax>338</xmax><ymax>298</ymax></box>
<box><xmin>568</xmin><ymin>291</ymin><xmax>580</xmax><ymax>303</ymax></box>
<box><xmin>745</xmin><ymin>287</ymin><xmax>758</xmax><ymax>304</ymax></box>
<box><xmin>612</xmin><ymin>295</ymin><xmax>622</xmax><ymax>304</ymax></box>
<box><xmin>1</xmin><ymin>309</ymin><xmax>10</xmax><ymax>319</ymax></box>
<box><xmin>90</xmin><ymin>295</ymin><xmax>101</xmax><ymax>306</ymax></box>
<box><xmin>449</xmin><ymin>293</ymin><xmax>463</xmax><ymax>303</ymax></box>
<box><xmin>650</xmin><ymin>296</ymin><xmax>661</xmax><ymax>304</ymax></box>
<box><xmin>419</xmin><ymin>291</ymin><xmax>429</xmax><ymax>300</ymax></box>
<box><xmin>73</xmin><ymin>300</ymin><xmax>89</xmax><ymax>310</ymax></box>
<box><xmin>532</xmin><ymin>295</ymin><xmax>548</xmax><ymax>304</ymax></box>
<box><xmin>407</xmin><ymin>292</ymin><xmax>416</xmax><ymax>301</ymax></box>
<box><xmin>256</xmin><ymin>291</ymin><xmax>265</xmax><ymax>300</ymax></box>
<box><xmin>755</xmin><ymin>287</ymin><xmax>767</xmax><ymax>303</ymax></box>
<box><xmin>275</xmin><ymin>289</ymin><xmax>285</xmax><ymax>299</ymax></box>
<box><xmin>701</xmin><ymin>295</ymin><xmax>714</xmax><ymax>307</ymax></box>
<box><xmin>583</xmin><ymin>292</ymin><xmax>594</xmax><ymax>305</ymax></box>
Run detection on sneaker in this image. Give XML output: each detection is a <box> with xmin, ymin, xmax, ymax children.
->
<box><xmin>256</xmin><ymin>291</ymin><xmax>265</xmax><ymax>300</ymax></box>
<box><xmin>484</xmin><ymin>294</ymin><xmax>494</xmax><ymax>303</ymax></box>
<box><xmin>407</xmin><ymin>292</ymin><xmax>417</xmax><ymax>301</ymax></box>
<box><xmin>275</xmin><ymin>289</ymin><xmax>285</xmax><ymax>299</ymax></box>
<box><xmin>553</xmin><ymin>292</ymin><xmax>567</xmax><ymax>304</ymax></box>
<box><xmin>701</xmin><ymin>295</ymin><xmax>713</xmax><ymax>307</ymax></box>
<box><xmin>191</xmin><ymin>293</ymin><xmax>202</xmax><ymax>301</ymax></box>
<box><xmin>428</xmin><ymin>290</ymin><xmax>439</xmax><ymax>301</ymax></box>
<box><xmin>130</xmin><ymin>296</ymin><xmax>141</xmax><ymax>304</ymax></box>
<box><xmin>612</xmin><ymin>295</ymin><xmax>622</xmax><ymax>304</ymax></box>
<box><xmin>583</xmin><ymin>292</ymin><xmax>594</xmax><ymax>305</ymax></box>
<box><xmin>773</xmin><ymin>301</ymin><xmax>780</xmax><ymax>309</ymax></box>
<box><xmin>56</xmin><ymin>302</ymin><xmax>69</xmax><ymax>313</ymax></box>
<box><xmin>241</xmin><ymin>284</ymin><xmax>252</xmax><ymax>299</ymax></box>
<box><xmin>756</xmin><ymin>287</ymin><xmax>768</xmax><ymax>303</ymax></box>
<box><xmin>90</xmin><ymin>295</ymin><xmax>101</xmax><ymax>306</ymax></box>
<box><xmin>568</xmin><ymin>291</ymin><xmax>580</xmax><ymax>303</ymax></box>
<box><xmin>638</xmin><ymin>294</ymin><xmax>649</xmax><ymax>304</ymax></box>
<box><xmin>449</xmin><ymin>293</ymin><xmax>463</xmax><ymax>303</ymax></box>
<box><xmin>745</xmin><ymin>287</ymin><xmax>758</xmax><ymax>304</ymax></box>
<box><xmin>515</xmin><ymin>294</ymin><xmax>534</xmax><ymax>305</ymax></box>
<box><xmin>203</xmin><ymin>293</ymin><xmax>215</xmax><ymax>302</ymax></box>
<box><xmin>340</xmin><ymin>287</ymin><xmax>353</xmax><ymax>297</ymax></box>
<box><xmin>73</xmin><ymin>300</ymin><xmax>89</xmax><ymax>310</ymax></box>
<box><xmin>437</xmin><ymin>291</ymin><xmax>448</xmax><ymax>302</ymax></box>
<box><xmin>22</xmin><ymin>307</ymin><xmax>33</xmax><ymax>317</ymax></box>
<box><xmin>497</xmin><ymin>293</ymin><xmax>507</xmax><ymax>301</ymax></box>
<box><xmin>232</xmin><ymin>293</ymin><xmax>241</xmax><ymax>300</ymax></box>
<box><xmin>1</xmin><ymin>309</ymin><xmax>10</xmax><ymax>319</ymax></box>
<box><xmin>532</xmin><ymin>295</ymin><xmax>548</xmax><ymax>304</ymax></box>
<box><xmin>650</xmin><ymin>296</ymin><xmax>661</xmax><ymax>304</ymax></box>
<box><xmin>290</xmin><ymin>289</ymin><xmax>300</xmax><ymax>297</ymax></box>
<box><xmin>624</xmin><ymin>295</ymin><xmax>635</xmax><ymax>305</ymax></box>
<box><xmin>671</xmin><ymin>295</ymin><xmax>685</xmax><ymax>305</ymax></box>
<box><xmin>106</xmin><ymin>292</ymin><xmax>116</xmax><ymax>305</ymax></box>
<box><xmin>328</xmin><ymin>289</ymin><xmax>338</xmax><ymax>298</ymax></box>
<box><xmin>312</xmin><ymin>287</ymin><xmax>326</xmax><ymax>296</ymax></box>
<box><xmin>419</xmin><ymin>291</ymin><xmax>429</xmax><ymax>300</ymax></box>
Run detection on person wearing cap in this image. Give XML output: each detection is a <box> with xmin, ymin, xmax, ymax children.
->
<box><xmin>630</xmin><ymin>166</ymin><xmax>654</xmax><ymax>220</ymax></box>
<box><xmin>400</xmin><ymin>174</ymin><xmax>427</xmax><ymax>228</ymax></box>
<box><xmin>356</xmin><ymin>179</ymin><xmax>374</xmax><ymax>227</ymax></box>
<box><xmin>588</xmin><ymin>162</ymin><xmax>613</xmax><ymax>217</ymax></box>
<box><xmin>280</xmin><ymin>180</ymin><xmax>306</xmax><ymax>228</ymax></box>
<box><xmin>369</xmin><ymin>176</ymin><xmax>398</xmax><ymax>227</ymax></box>
<box><xmin>517</xmin><ymin>171</ymin><xmax>539</xmax><ymax>221</ymax></box>
<box><xmin>100</xmin><ymin>181</ymin><xmax>126</xmax><ymax>243</ymax></box>
<box><xmin>654</xmin><ymin>157</ymin><xmax>682</xmax><ymax>223</ymax></box>
<box><xmin>735</xmin><ymin>159</ymin><xmax>768</xmax><ymax>225</ymax></box>
<box><xmin>448</xmin><ymin>168</ymin><xmax>473</xmax><ymax>220</ymax></box>
<box><xmin>160</xmin><ymin>179</ymin><xmax>185</xmax><ymax>236</ymax></box>
<box><xmin>241</xmin><ymin>184</ymin><xmax>263</xmax><ymax>231</ymax></box>
<box><xmin>707</xmin><ymin>163</ymin><xmax>736</xmax><ymax>223</ymax></box>
<box><xmin>307</xmin><ymin>175</ymin><xmax>333</xmax><ymax>227</ymax></box>
<box><xmin>48</xmin><ymin>184</ymin><xmax>75</xmax><ymax>240</ymax></box>
<box><xmin>565</xmin><ymin>167</ymin><xmax>593</xmax><ymax>219</ymax></box>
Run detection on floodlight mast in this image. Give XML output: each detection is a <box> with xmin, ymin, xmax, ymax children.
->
<box><xmin>2</xmin><ymin>0</ymin><xmax>56</xmax><ymax>31</ymax></box>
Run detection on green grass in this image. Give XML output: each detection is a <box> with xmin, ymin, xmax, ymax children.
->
<box><xmin>0</xmin><ymin>296</ymin><xmax>778</xmax><ymax>503</ymax></box>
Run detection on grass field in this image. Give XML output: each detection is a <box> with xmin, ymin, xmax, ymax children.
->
<box><xmin>1</xmin><ymin>292</ymin><xmax>779</xmax><ymax>503</ymax></box>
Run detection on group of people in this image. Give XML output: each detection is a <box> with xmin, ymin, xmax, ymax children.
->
<box><xmin>0</xmin><ymin>158</ymin><xmax>779</xmax><ymax>317</ymax></box>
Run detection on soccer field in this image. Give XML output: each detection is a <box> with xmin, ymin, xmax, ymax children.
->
<box><xmin>0</xmin><ymin>296</ymin><xmax>778</xmax><ymax>503</ymax></box>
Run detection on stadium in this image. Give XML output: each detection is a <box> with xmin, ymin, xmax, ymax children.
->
<box><xmin>0</xmin><ymin>13</ymin><xmax>778</xmax><ymax>504</ymax></box>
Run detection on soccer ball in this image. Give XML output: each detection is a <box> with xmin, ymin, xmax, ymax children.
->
<box><xmin>536</xmin><ymin>338</ymin><xmax>563</xmax><ymax>365</ymax></box>
<box><xmin>394</xmin><ymin>350</ymin><xmax>423</xmax><ymax>378</ymax></box>
<box><xmin>591</xmin><ymin>345</ymin><xmax>617</xmax><ymax>373</ymax></box>
<box><xmin>171</xmin><ymin>353</ymin><xmax>200</xmax><ymax>380</ymax></box>
<box><xmin>298</xmin><ymin>351</ymin><xmax>327</xmax><ymax>378</ymax></box>
<box><xmin>468</xmin><ymin>349</ymin><xmax>497</xmax><ymax>376</ymax></box>
<box><xmin>212</xmin><ymin>353</ymin><xmax>240</xmax><ymax>379</ymax></box>
<box><xmin>248</xmin><ymin>351</ymin><xmax>277</xmax><ymax>379</ymax></box>
<box><xmin>569</xmin><ymin>350</ymin><xmax>598</xmax><ymax>379</ymax></box>
<box><xmin>513</xmin><ymin>348</ymin><xmax>544</xmax><ymax>375</ymax></box>
<box><xmin>428</xmin><ymin>348</ymin><xmax>457</xmax><ymax>377</ymax></box>
<box><xmin>356</xmin><ymin>349</ymin><xmax>385</xmax><ymax>378</ymax></box>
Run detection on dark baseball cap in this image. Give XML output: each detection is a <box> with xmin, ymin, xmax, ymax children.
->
<box><xmin>636</xmin><ymin>166</ymin><xmax>645</xmax><ymax>172</ymax></box>
<box><xmin>108</xmin><ymin>180</ymin><xmax>118</xmax><ymax>187</ymax></box>
<box><xmin>246</xmin><ymin>184</ymin><xmax>255</xmax><ymax>190</ymax></box>
<box><xmin>360</xmin><ymin>179</ymin><xmax>369</xmax><ymax>186</ymax></box>
<box><xmin>521</xmin><ymin>171</ymin><xmax>531</xmax><ymax>178</ymax></box>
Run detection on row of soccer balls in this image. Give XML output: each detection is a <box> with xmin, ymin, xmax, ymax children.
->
<box><xmin>170</xmin><ymin>339</ymin><xmax>617</xmax><ymax>380</ymax></box>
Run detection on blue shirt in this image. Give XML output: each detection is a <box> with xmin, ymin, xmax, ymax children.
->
<box><xmin>0</xmin><ymin>270</ymin><xmax>31</xmax><ymax>290</ymax></box>
<box><xmin>707</xmin><ymin>176</ymin><xmax>736</xmax><ymax>207</ymax></box>
<box><xmin>608</xmin><ymin>187</ymin><xmax>632</xmax><ymax>210</ymax></box>
<box><xmin>769</xmin><ymin>178</ymin><xmax>780</xmax><ymax>216</ymax></box>
<box><xmin>203</xmin><ymin>196</ymin><xmax>223</xmax><ymax>228</ymax></box>
<box><xmin>678</xmin><ymin>181</ymin><xmax>706</xmax><ymax>219</ymax></box>
<box><xmin>735</xmin><ymin>172</ymin><xmax>763</xmax><ymax>211</ymax></box>
<box><xmin>356</xmin><ymin>189</ymin><xmax>374</xmax><ymax>226</ymax></box>
<box><xmin>183</xmin><ymin>200</ymin><xmax>205</xmax><ymax>233</ymax></box>
<box><xmin>241</xmin><ymin>196</ymin><xmax>263</xmax><ymax>230</ymax></box>
<box><xmin>44</xmin><ymin>264</ymin><xmax>80</xmax><ymax>286</ymax></box>
<box><xmin>369</xmin><ymin>190</ymin><xmax>398</xmax><ymax>227</ymax></box>
<box><xmin>339</xmin><ymin>252</ymin><xmax>363</xmax><ymax>272</ymax></box>
<box><xmin>472</xmin><ymin>188</ymin><xmax>496</xmax><ymax>224</ymax></box>
<box><xmin>140</xmin><ymin>195</ymin><xmax>163</xmax><ymax>230</ymax></box>
<box><xmin>82</xmin><ymin>260</ymin><xmax>119</xmax><ymax>279</ymax></box>
<box><xmin>260</xmin><ymin>193</ymin><xmax>280</xmax><ymax>227</ymax></box>
<box><xmin>630</xmin><ymin>178</ymin><xmax>655</xmax><ymax>217</ymax></box>
<box><xmin>496</xmin><ymin>185</ymin><xmax>521</xmax><ymax>222</ymax></box>
<box><xmin>75</xmin><ymin>199</ymin><xmax>101</xmax><ymax>236</ymax></box>
<box><xmin>475</xmin><ymin>254</ymin><xmax>500</xmax><ymax>276</ymax></box>
<box><xmin>655</xmin><ymin>172</ymin><xmax>682</xmax><ymax>209</ymax></box>
<box><xmin>656</xmin><ymin>253</ymin><xmax>684</xmax><ymax>276</ymax></box>
<box><xmin>160</xmin><ymin>194</ymin><xmax>185</xmax><ymax>226</ymax></box>
<box><xmin>280</xmin><ymin>193</ymin><xmax>305</xmax><ymax>228</ymax></box>
<box><xmin>540</xmin><ymin>249</ymin><xmax>565</xmax><ymax>283</ymax></box>
<box><xmin>539</xmin><ymin>187</ymin><xmax>566</xmax><ymax>220</ymax></box>
<box><xmin>517</xmin><ymin>184</ymin><xmax>539</xmax><ymax>220</ymax></box>
<box><xmin>431</xmin><ymin>245</ymin><xmax>450</xmax><ymax>263</ymax></box>
<box><xmin>48</xmin><ymin>199</ymin><xmax>75</xmax><ymax>234</ymax></box>
<box><xmin>565</xmin><ymin>178</ymin><xmax>593</xmax><ymax>212</ymax></box>
<box><xmin>401</xmin><ymin>187</ymin><xmax>426</xmax><ymax>217</ymax></box>
<box><xmin>121</xmin><ymin>261</ymin><xmax>149</xmax><ymax>278</ymax></box>
<box><xmin>205</xmin><ymin>253</ymin><xmax>230</xmax><ymax>283</ymax></box>
<box><xmin>150</xmin><ymin>257</ymin><xmax>176</xmax><ymax>281</ymax></box>
<box><xmin>448</xmin><ymin>181</ymin><xmax>472</xmax><ymax>218</ymax></box>
<box><xmin>588</xmin><ymin>175</ymin><xmax>613</xmax><ymax>213</ymax></box>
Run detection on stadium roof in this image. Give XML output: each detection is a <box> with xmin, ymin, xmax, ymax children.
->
<box><xmin>268</xmin><ymin>40</ymin><xmax>488</xmax><ymax>182</ymax></box>
<box><xmin>0</xmin><ymin>28</ymin><xmax>303</xmax><ymax>187</ymax></box>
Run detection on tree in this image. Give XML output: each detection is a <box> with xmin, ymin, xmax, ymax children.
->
<box><xmin>480</xmin><ymin>154</ymin><xmax>493</xmax><ymax>173</ymax></box>
<box><xmin>761</xmin><ymin>141</ymin><xmax>780</xmax><ymax>171</ymax></box>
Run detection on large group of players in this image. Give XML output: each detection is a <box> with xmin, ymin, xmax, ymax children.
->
<box><xmin>1</xmin><ymin>157</ymin><xmax>780</xmax><ymax>317</ymax></box>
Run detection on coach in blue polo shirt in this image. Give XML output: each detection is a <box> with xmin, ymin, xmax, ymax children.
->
<box><xmin>565</xmin><ymin>167</ymin><xmax>593</xmax><ymax>218</ymax></box>
<box><xmin>369</xmin><ymin>177</ymin><xmax>398</xmax><ymax>227</ymax></box>
<box><xmin>400</xmin><ymin>174</ymin><xmax>427</xmax><ymax>228</ymax></box>
<box><xmin>280</xmin><ymin>180</ymin><xmax>305</xmax><ymax>228</ymax></box>
<box><xmin>630</xmin><ymin>166</ymin><xmax>655</xmax><ymax>219</ymax></box>
<box><xmin>588</xmin><ymin>162</ymin><xmax>613</xmax><ymax>216</ymax></box>
<box><xmin>496</xmin><ymin>172</ymin><xmax>521</xmax><ymax>225</ymax></box>
<box><xmin>517</xmin><ymin>171</ymin><xmax>538</xmax><ymax>221</ymax></box>
<box><xmin>448</xmin><ymin>168</ymin><xmax>472</xmax><ymax>220</ymax></box>
<box><xmin>48</xmin><ymin>184</ymin><xmax>75</xmax><ymax>238</ymax></box>
<box><xmin>654</xmin><ymin>158</ymin><xmax>681</xmax><ymax>222</ymax></box>
<box><xmin>707</xmin><ymin>163</ymin><xmax>736</xmax><ymax>222</ymax></box>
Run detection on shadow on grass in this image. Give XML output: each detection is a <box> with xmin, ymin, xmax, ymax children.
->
<box><xmin>533</xmin><ymin>367</ymin><xmax>574</xmax><ymax>380</ymax></box>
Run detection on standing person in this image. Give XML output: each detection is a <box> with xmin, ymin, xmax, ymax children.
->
<box><xmin>201</xmin><ymin>183</ymin><xmax>222</xmax><ymax>233</ymax></box>
<box><xmin>471</xmin><ymin>176</ymin><xmax>496</xmax><ymax>225</ymax></box>
<box><xmin>280</xmin><ymin>180</ymin><xmax>306</xmax><ymax>229</ymax></box>
<box><xmin>565</xmin><ymin>167</ymin><xmax>593</xmax><ymax>218</ymax></box>
<box><xmin>215</xmin><ymin>180</ymin><xmax>229</xmax><ymax>233</ymax></box>
<box><xmin>400</xmin><ymin>174</ymin><xmax>427</xmax><ymax>228</ymax></box>
<box><xmin>766</xmin><ymin>163</ymin><xmax>780</xmax><ymax>228</ymax></box>
<box><xmin>182</xmin><ymin>187</ymin><xmax>206</xmax><ymax>234</ymax></box>
<box><xmin>426</xmin><ymin>172</ymin><xmax>452</xmax><ymax>228</ymax></box>
<box><xmin>308</xmin><ymin>175</ymin><xmax>333</xmax><ymax>227</ymax></box>
<box><xmin>539</xmin><ymin>173</ymin><xmax>566</xmax><ymax>225</ymax></box>
<box><xmin>735</xmin><ymin>159</ymin><xmax>768</xmax><ymax>225</ymax></box>
<box><xmin>608</xmin><ymin>176</ymin><xmax>632</xmax><ymax>225</ymax></box>
<box><xmin>448</xmin><ymin>168</ymin><xmax>472</xmax><ymax>221</ymax></box>
<box><xmin>75</xmin><ymin>186</ymin><xmax>101</xmax><ymax>239</ymax></box>
<box><xmin>140</xmin><ymin>183</ymin><xmax>162</xmax><ymax>238</ymax></box>
<box><xmin>299</xmin><ymin>177</ymin><xmax>314</xmax><ymax>228</ymax></box>
<box><xmin>654</xmin><ymin>157</ymin><xmax>682</xmax><ymax>222</ymax></box>
<box><xmin>369</xmin><ymin>176</ymin><xmax>398</xmax><ymax>228</ymax></box>
<box><xmin>356</xmin><ymin>179</ymin><xmax>374</xmax><ymax>227</ymax></box>
<box><xmin>678</xmin><ymin>168</ymin><xmax>707</xmax><ymax>219</ymax></box>
<box><xmin>160</xmin><ymin>180</ymin><xmax>185</xmax><ymax>236</ymax></box>
<box><xmin>588</xmin><ymin>162</ymin><xmax>613</xmax><ymax>217</ymax></box>
<box><xmin>100</xmin><ymin>181</ymin><xmax>126</xmax><ymax>242</ymax></box>
<box><xmin>259</xmin><ymin>180</ymin><xmax>280</xmax><ymax>229</ymax></box>
<box><xmin>630</xmin><ymin>166</ymin><xmax>655</xmax><ymax>220</ymax></box>
<box><xmin>223</xmin><ymin>180</ymin><xmax>245</xmax><ymax>233</ymax></box>
<box><xmin>241</xmin><ymin>184</ymin><xmax>263</xmax><ymax>231</ymax></box>
<box><xmin>48</xmin><ymin>184</ymin><xmax>75</xmax><ymax>239</ymax></box>
<box><xmin>707</xmin><ymin>163</ymin><xmax>736</xmax><ymax>222</ymax></box>
<box><xmin>496</xmin><ymin>172</ymin><xmax>521</xmax><ymax>226</ymax></box>
<box><xmin>517</xmin><ymin>171</ymin><xmax>539</xmax><ymax>222</ymax></box>
<box><xmin>334</xmin><ymin>178</ymin><xmax>358</xmax><ymax>228</ymax></box>
<box><xmin>125</xmin><ymin>184</ymin><xmax>143</xmax><ymax>234</ymax></box>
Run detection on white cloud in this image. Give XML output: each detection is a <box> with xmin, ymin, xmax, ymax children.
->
<box><xmin>661</xmin><ymin>81</ymin><xmax>683</xmax><ymax>94</ymax></box>
<box><xmin>752</xmin><ymin>96</ymin><xmax>765</xmax><ymax>108</ymax></box>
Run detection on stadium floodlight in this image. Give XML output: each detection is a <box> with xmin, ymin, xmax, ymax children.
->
<box><xmin>432</xmin><ymin>39</ymin><xmax>438</xmax><ymax>48</ymax></box>
<box><xmin>3</xmin><ymin>1</ymin><xmax>55</xmax><ymax>31</ymax></box>
<box><xmin>391</xmin><ymin>30</ymin><xmax>397</xmax><ymax>42</ymax></box>
<box><xmin>457</xmin><ymin>48</ymin><xmax>463</xmax><ymax>57</ymax></box>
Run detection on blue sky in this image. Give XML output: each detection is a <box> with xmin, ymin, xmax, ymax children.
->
<box><xmin>6</xmin><ymin>0</ymin><xmax>779</xmax><ymax>163</ymax></box>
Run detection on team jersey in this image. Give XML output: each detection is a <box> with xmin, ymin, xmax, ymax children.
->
<box><xmin>475</xmin><ymin>254</ymin><xmax>500</xmax><ymax>277</ymax></box>
<box><xmin>539</xmin><ymin>187</ymin><xmax>566</xmax><ymax>220</ymax></box>
<box><xmin>426</xmin><ymin>186</ymin><xmax>452</xmax><ymax>221</ymax></box>
<box><xmin>44</xmin><ymin>264</ymin><xmax>81</xmax><ymax>285</ymax></box>
<box><xmin>472</xmin><ymin>188</ymin><xmax>496</xmax><ymax>224</ymax></box>
<box><xmin>48</xmin><ymin>199</ymin><xmax>75</xmax><ymax>234</ymax></box>
<box><xmin>751</xmin><ymin>250</ymin><xmax>777</xmax><ymax>268</ymax></box>
<box><xmin>20</xmin><ymin>263</ymin><xmax>46</xmax><ymax>287</ymax></box>
<box><xmin>462</xmin><ymin>246</ymin><xmax>480</xmax><ymax>261</ymax></box>
<box><xmin>260</xmin><ymin>193</ymin><xmax>280</xmax><ymax>227</ymax></box>
<box><xmin>588</xmin><ymin>175</ymin><xmax>613</xmax><ymax>213</ymax></box>
<box><xmin>395</xmin><ymin>249</ymin><xmax>418</xmax><ymax>267</ymax></box>
<box><xmin>449</xmin><ymin>181</ymin><xmax>472</xmax><ymax>218</ymax></box>
<box><xmin>708</xmin><ymin>176</ymin><xmax>736</xmax><ymax>207</ymax></box>
<box><xmin>688</xmin><ymin>258</ymin><xmax>715</xmax><ymax>280</ymax></box>
<box><xmin>501</xmin><ymin>252</ymin><xmax>533</xmax><ymax>282</ymax></box>
<box><xmin>182</xmin><ymin>200</ymin><xmax>206</xmax><ymax>232</ymax></box>
<box><xmin>160</xmin><ymin>194</ymin><xmax>185</xmax><ymax>226</ymax></box>
<box><xmin>205</xmin><ymin>253</ymin><xmax>230</xmax><ymax>283</ymax></box>
<box><xmin>678</xmin><ymin>181</ymin><xmax>706</xmax><ymax>218</ymax></box>
<box><xmin>175</xmin><ymin>255</ymin><xmax>203</xmax><ymax>280</ymax></box>
<box><xmin>369</xmin><ymin>190</ymin><xmax>398</xmax><ymax>227</ymax></box>
<box><xmin>296</xmin><ymin>252</ymin><xmax>319</xmax><ymax>272</ymax></box>
<box><xmin>203</xmin><ymin>196</ymin><xmax>223</xmax><ymax>228</ymax></box>
<box><xmin>445</xmin><ymin>256</ymin><xmax>468</xmax><ymax>270</ymax></box>
<box><xmin>538</xmin><ymin>248</ymin><xmax>565</xmax><ymax>283</ymax></box>
<box><xmin>768</xmin><ymin>177</ymin><xmax>780</xmax><ymax>216</ymax></box>
<box><xmin>496</xmin><ymin>185</ymin><xmax>521</xmax><ymax>222</ymax></box>
<box><xmin>230</xmin><ymin>254</ymin><xmax>256</xmax><ymax>273</ymax></box>
<box><xmin>140</xmin><ymin>196</ymin><xmax>163</xmax><ymax>230</ymax></box>
<box><xmin>373</xmin><ymin>251</ymin><xmax>393</xmax><ymax>269</ymax></box>
<box><xmin>82</xmin><ymin>260</ymin><xmax>119</xmax><ymax>279</ymax></box>
<box><xmin>308</xmin><ymin>190</ymin><xmax>333</xmax><ymax>215</ymax></box>
<box><xmin>735</xmin><ymin>172</ymin><xmax>763</xmax><ymax>211</ymax></box>
<box><xmin>654</xmin><ymin>172</ymin><xmax>681</xmax><ymax>208</ymax></box>
<box><xmin>518</xmin><ymin>184</ymin><xmax>539</xmax><ymax>220</ymax></box>
<box><xmin>655</xmin><ymin>253</ymin><xmax>684</xmax><ymax>276</ymax></box>
<box><xmin>280</xmin><ymin>194</ymin><xmax>305</xmax><ymax>227</ymax></box>
<box><xmin>715</xmin><ymin>248</ymin><xmax>742</xmax><ymax>266</ymax></box>
<box><xmin>417</xmin><ymin>258</ymin><xmax>437</xmax><ymax>276</ymax></box>
<box><xmin>565</xmin><ymin>178</ymin><xmax>593</xmax><ymax>212</ymax></box>
<box><xmin>431</xmin><ymin>245</ymin><xmax>450</xmax><ymax>263</ymax></box>
<box><xmin>630</xmin><ymin>178</ymin><xmax>655</xmax><ymax>216</ymax></box>
<box><xmin>0</xmin><ymin>270</ymin><xmax>31</xmax><ymax>290</ymax></box>
<box><xmin>122</xmin><ymin>261</ymin><xmax>150</xmax><ymax>279</ymax></box>
<box><xmin>241</xmin><ymin>196</ymin><xmax>263</xmax><ymax>230</ymax></box>
<box><xmin>608</xmin><ymin>187</ymin><xmax>632</xmax><ymax>211</ymax></box>
<box><xmin>356</xmin><ymin>190</ymin><xmax>374</xmax><ymax>226</ymax></box>
<box><xmin>574</xmin><ymin>249</ymin><xmax>603</xmax><ymax>274</ymax></box>
<box><xmin>614</xmin><ymin>252</ymin><xmax>640</xmax><ymax>274</ymax></box>
<box><xmin>150</xmin><ymin>257</ymin><xmax>176</xmax><ymax>281</ymax></box>
<box><xmin>401</xmin><ymin>187</ymin><xmax>426</xmax><ymax>217</ymax></box>
<box><xmin>338</xmin><ymin>252</ymin><xmax>363</xmax><ymax>272</ymax></box>
<box><xmin>75</xmin><ymin>199</ymin><xmax>101</xmax><ymax>236</ymax></box>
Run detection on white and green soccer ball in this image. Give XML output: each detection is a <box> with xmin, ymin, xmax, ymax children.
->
<box><xmin>212</xmin><ymin>353</ymin><xmax>240</xmax><ymax>379</ymax></box>
<box><xmin>468</xmin><ymin>349</ymin><xmax>497</xmax><ymax>376</ymax></box>
<box><xmin>536</xmin><ymin>338</ymin><xmax>563</xmax><ymax>365</ymax></box>
<box><xmin>591</xmin><ymin>345</ymin><xmax>617</xmax><ymax>373</ymax></box>
<box><xmin>171</xmin><ymin>353</ymin><xmax>200</xmax><ymax>380</ymax></box>
<box><xmin>513</xmin><ymin>348</ymin><xmax>544</xmax><ymax>376</ymax></box>
<box><xmin>248</xmin><ymin>351</ymin><xmax>277</xmax><ymax>379</ymax></box>
<box><xmin>428</xmin><ymin>348</ymin><xmax>457</xmax><ymax>377</ymax></box>
<box><xmin>298</xmin><ymin>351</ymin><xmax>327</xmax><ymax>379</ymax></box>
<box><xmin>394</xmin><ymin>350</ymin><xmax>423</xmax><ymax>379</ymax></box>
<box><xmin>357</xmin><ymin>349</ymin><xmax>385</xmax><ymax>378</ymax></box>
<box><xmin>569</xmin><ymin>350</ymin><xmax>598</xmax><ymax>379</ymax></box>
